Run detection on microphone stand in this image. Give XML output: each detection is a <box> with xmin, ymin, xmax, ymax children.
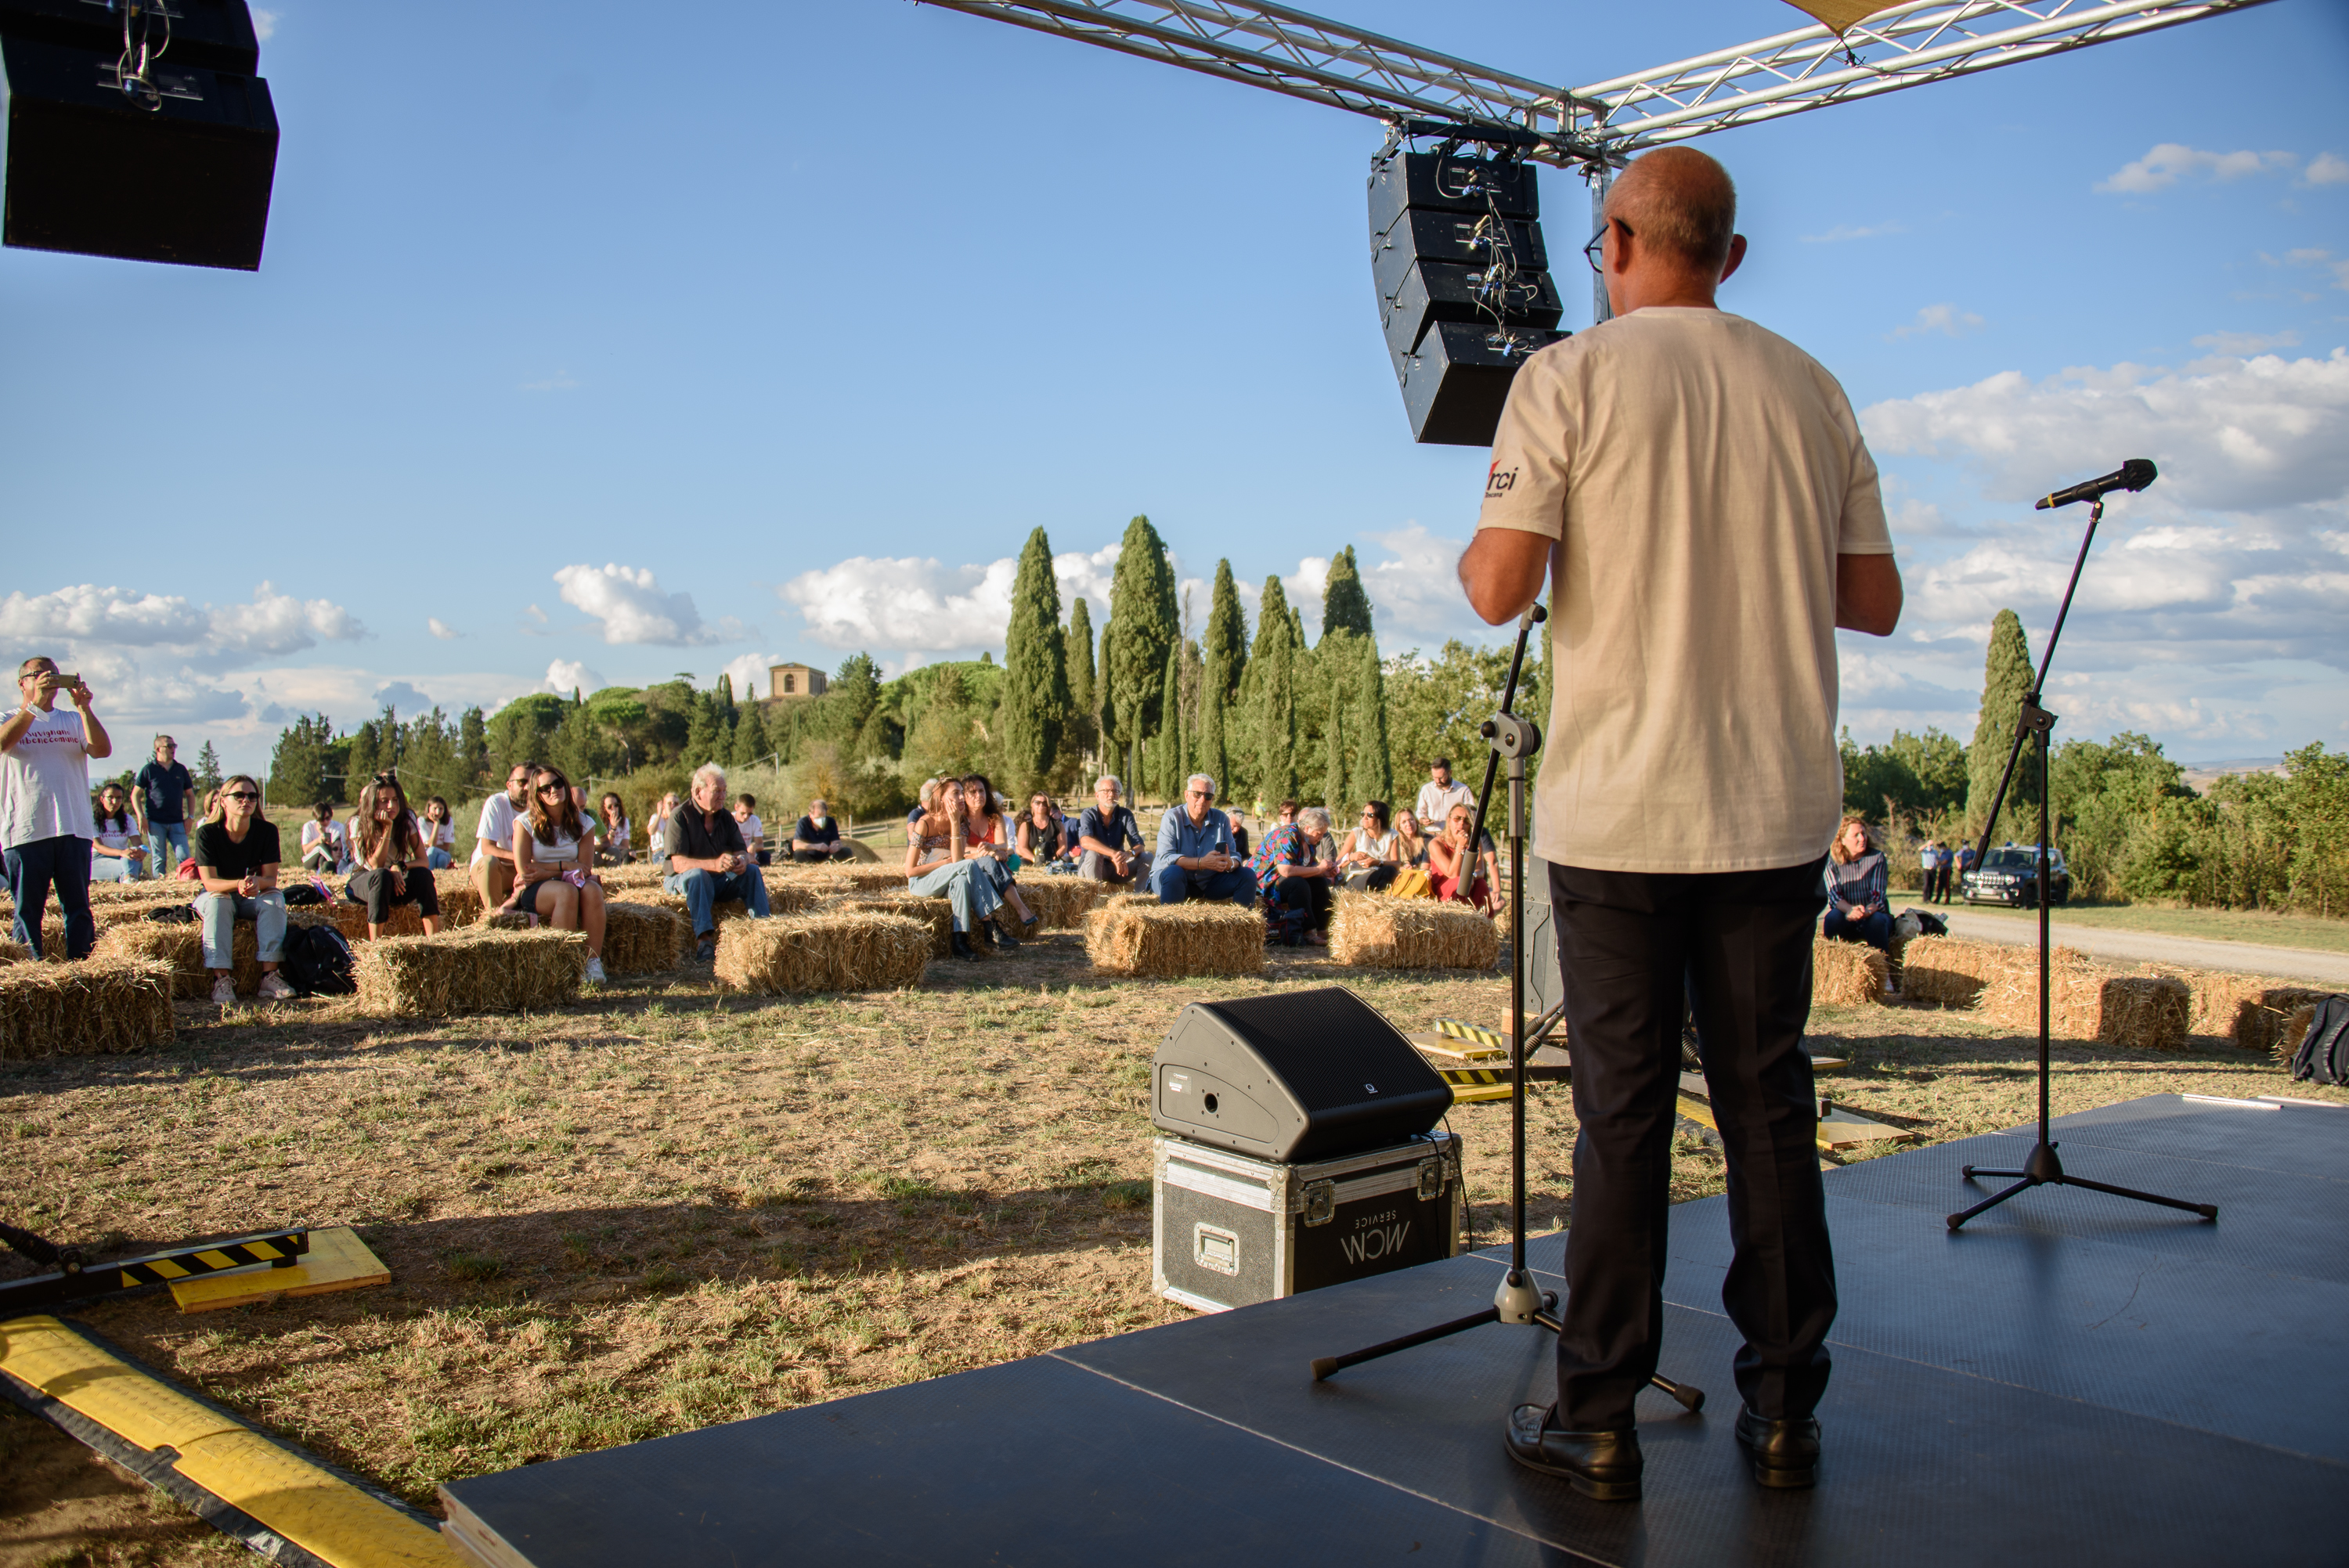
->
<box><xmin>1947</xmin><ymin>496</ymin><xmax>2216</xmax><ymax>1230</ymax></box>
<box><xmin>1309</xmin><ymin>604</ymin><xmax>1701</xmax><ymax>1414</ymax></box>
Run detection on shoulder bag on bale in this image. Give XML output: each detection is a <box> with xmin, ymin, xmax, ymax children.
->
<box><xmin>2288</xmin><ymin>994</ymin><xmax>2349</xmax><ymax>1086</ymax></box>
<box><xmin>281</xmin><ymin>925</ymin><xmax>357</xmax><ymax>997</ymax></box>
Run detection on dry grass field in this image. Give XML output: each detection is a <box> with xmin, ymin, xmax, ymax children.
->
<box><xmin>2</xmin><ymin>928</ymin><xmax>2339</xmax><ymax>1566</ymax></box>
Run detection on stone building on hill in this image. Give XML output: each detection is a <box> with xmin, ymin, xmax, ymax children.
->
<box><xmin>768</xmin><ymin>663</ymin><xmax>827</xmax><ymax>701</ymax></box>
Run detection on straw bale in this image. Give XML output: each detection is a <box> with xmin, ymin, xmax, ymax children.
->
<box><xmin>0</xmin><ymin>957</ymin><xmax>174</xmax><ymax>1059</ymax></box>
<box><xmin>1330</xmin><ymin>892</ymin><xmax>1499</xmax><ymax>970</ymax></box>
<box><xmin>0</xmin><ymin>941</ymin><xmax>27</xmax><ymax>964</ymax></box>
<box><xmin>713</xmin><ymin>911</ymin><xmax>933</xmax><ymax>995</ymax></box>
<box><xmin>774</xmin><ymin>864</ymin><xmax>909</xmax><ymax>896</ymax></box>
<box><xmin>1982</xmin><ymin>945</ymin><xmax>2103</xmax><ymax>1036</ymax></box>
<box><xmin>1896</xmin><ymin>936</ymin><xmax>2012</xmax><ymax>1008</ymax></box>
<box><xmin>2093</xmin><ymin>975</ymin><xmax>2191</xmax><ymax>1051</ymax></box>
<box><xmin>1012</xmin><ymin>875</ymin><xmax>1105</xmax><ymax>931</ymax></box>
<box><xmin>601</xmin><ymin>901</ymin><xmax>690</xmax><ymax>975</ymax></box>
<box><xmin>824</xmin><ymin>893</ymin><xmax>954</xmax><ymax>958</ymax></box>
<box><xmin>92</xmin><ymin>907</ymin><xmax>337</xmax><ymax>999</ymax></box>
<box><xmin>2280</xmin><ymin>1004</ymin><xmax>2320</xmax><ymax>1065</ymax></box>
<box><xmin>2149</xmin><ymin>970</ymin><xmax>2333</xmax><ymax>1051</ymax></box>
<box><xmin>1084</xmin><ymin>902</ymin><xmax>1265</xmax><ymax>979</ymax></box>
<box><xmin>1811</xmin><ymin>938</ymin><xmax>1889</xmax><ymax>1006</ymax></box>
<box><xmin>320</xmin><ymin>881</ymin><xmax>487</xmax><ymax>942</ymax></box>
<box><xmin>353</xmin><ymin>927</ymin><xmax>586</xmax><ymax>1017</ymax></box>
<box><xmin>596</xmin><ymin>863</ymin><xmax>669</xmax><ymax>892</ymax></box>
<box><xmin>1100</xmin><ymin>892</ymin><xmax>1159</xmax><ymax>911</ymax></box>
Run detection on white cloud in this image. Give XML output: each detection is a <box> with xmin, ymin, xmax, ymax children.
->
<box><xmin>428</xmin><ymin>617</ymin><xmax>462</xmax><ymax>640</ymax></box>
<box><xmin>1861</xmin><ymin>346</ymin><xmax>2349</xmax><ymax>512</ymax></box>
<box><xmin>250</xmin><ymin>8</ymin><xmax>277</xmax><ymax>41</ymax></box>
<box><xmin>1802</xmin><ymin>222</ymin><xmax>1906</xmax><ymax>243</ymax></box>
<box><xmin>2095</xmin><ymin>143</ymin><xmax>2295</xmax><ymax>193</ymax></box>
<box><xmin>1886</xmin><ymin>303</ymin><xmax>1984</xmax><ymax>341</ymax></box>
<box><xmin>543</xmin><ymin>659</ymin><xmax>604</xmax><ymax>695</ymax></box>
<box><xmin>2191</xmin><ymin>329</ymin><xmax>2301</xmax><ymax>355</ymax></box>
<box><xmin>2276</xmin><ymin>247</ymin><xmax>2349</xmax><ymax>293</ymax></box>
<box><xmin>778</xmin><ymin>555</ymin><xmax>1020</xmax><ymax>661</ymax></box>
<box><xmin>720</xmin><ymin>651</ymin><xmax>784</xmax><ymax>697</ymax></box>
<box><xmin>2300</xmin><ymin>152</ymin><xmax>2348</xmax><ymax>187</ymax></box>
<box><xmin>554</xmin><ymin>562</ymin><xmax>739</xmax><ymax>646</ymax></box>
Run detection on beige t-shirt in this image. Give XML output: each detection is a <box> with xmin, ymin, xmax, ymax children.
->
<box><xmin>1475</xmin><ymin>307</ymin><xmax>1893</xmax><ymax>874</ymax></box>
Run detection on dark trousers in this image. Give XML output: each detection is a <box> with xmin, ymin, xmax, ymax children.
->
<box><xmin>6</xmin><ymin>834</ymin><xmax>94</xmax><ymax>960</ymax></box>
<box><xmin>347</xmin><ymin>866</ymin><xmax>441</xmax><ymax>924</ymax></box>
<box><xmin>1548</xmin><ymin>857</ymin><xmax>1835</xmax><ymax>1429</ymax></box>
<box><xmin>1276</xmin><ymin>872</ymin><xmax>1333</xmax><ymax>929</ymax></box>
<box><xmin>1822</xmin><ymin>907</ymin><xmax>1892</xmax><ymax>951</ymax></box>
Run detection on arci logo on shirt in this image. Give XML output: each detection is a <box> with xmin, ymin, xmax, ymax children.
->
<box><xmin>1485</xmin><ymin>463</ymin><xmax>1518</xmax><ymax>498</ymax></box>
<box><xmin>16</xmin><ymin>725</ymin><xmax>81</xmax><ymax>746</ymax></box>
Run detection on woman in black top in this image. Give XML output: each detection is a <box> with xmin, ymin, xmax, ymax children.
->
<box><xmin>192</xmin><ymin>774</ymin><xmax>293</xmax><ymax>1004</ymax></box>
<box><xmin>346</xmin><ymin>772</ymin><xmax>442</xmax><ymax>940</ymax></box>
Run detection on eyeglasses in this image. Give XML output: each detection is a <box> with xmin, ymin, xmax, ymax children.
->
<box><xmin>223</xmin><ymin>791</ymin><xmax>259</xmax><ymax>801</ymax></box>
<box><xmin>537</xmin><ymin>784</ymin><xmax>567</xmax><ymax>796</ymax></box>
<box><xmin>1583</xmin><ymin>218</ymin><xmax>1626</xmax><ymax>274</ymax></box>
<box><xmin>1186</xmin><ymin>790</ymin><xmax>1211</xmax><ymax>799</ymax></box>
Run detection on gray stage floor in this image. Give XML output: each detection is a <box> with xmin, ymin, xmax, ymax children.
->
<box><xmin>439</xmin><ymin>1094</ymin><xmax>2349</xmax><ymax>1566</ymax></box>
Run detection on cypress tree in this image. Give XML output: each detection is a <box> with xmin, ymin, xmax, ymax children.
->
<box><xmin>1350</xmin><ymin>633</ymin><xmax>1394</xmax><ymax>808</ymax></box>
<box><xmin>1200</xmin><ymin>664</ymin><xmax>1229</xmax><ymax>803</ymax></box>
<box><xmin>1106</xmin><ymin>516</ymin><xmax>1179</xmax><ymax>788</ymax></box>
<box><xmin>1255</xmin><ymin>629</ymin><xmax>1299</xmax><ymax>808</ymax></box>
<box><xmin>684</xmin><ymin>690</ymin><xmax>722</xmax><ymax>768</ymax></box>
<box><xmin>1968</xmin><ymin>607</ymin><xmax>2040</xmax><ymax>835</ymax></box>
<box><xmin>1096</xmin><ymin>618</ymin><xmax>1120</xmax><ymax>784</ymax></box>
<box><xmin>999</xmin><ymin>527</ymin><xmax>1071</xmax><ymax>796</ymax></box>
<box><xmin>1066</xmin><ymin>596</ymin><xmax>1097</xmax><ymax>767</ymax></box>
<box><xmin>1155</xmin><ymin>644</ymin><xmax>1185</xmax><ymax>801</ymax></box>
<box><xmin>1321</xmin><ymin>545</ymin><xmax>1375</xmax><ymax>640</ymax></box>
<box><xmin>1204</xmin><ymin>560</ymin><xmax>1249</xmax><ymax>708</ymax></box>
<box><xmin>1322</xmin><ymin>676</ymin><xmax>1347</xmax><ymax>815</ymax></box>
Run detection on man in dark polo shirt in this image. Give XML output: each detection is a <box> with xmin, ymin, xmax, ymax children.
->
<box><xmin>789</xmin><ymin>798</ymin><xmax>855</xmax><ymax>863</ymax></box>
<box><xmin>663</xmin><ymin>763</ymin><xmax>771</xmax><ymax>961</ymax></box>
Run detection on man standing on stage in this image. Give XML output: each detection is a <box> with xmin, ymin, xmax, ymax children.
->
<box><xmin>1459</xmin><ymin>146</ymin><xmax>1901</xmax><ymax>1500</ymax></box>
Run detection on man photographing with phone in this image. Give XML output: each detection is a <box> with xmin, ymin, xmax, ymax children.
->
<box><xmin>1459</xmin><ymin>146</ymin><xmax>1900</xmax><ymax>1501</ymax></box>
<box><xmin>2</xmin><ymin>658</ymin><xmax>114</xmax><ymax>960</ymax></box>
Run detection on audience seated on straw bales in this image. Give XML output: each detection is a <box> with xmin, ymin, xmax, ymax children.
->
<box><xmin>595</xmin><ymin>792</ymin><xmax>633</xmax><ymax>865</ymax></box>
<box><xmin>665</xmin><ymin>763</ymin><xmax>772</xmax><ymax>964</ymax></box>
<box><xmin>420</xmin><ymin>795</ymin><xmax>459</xmax><ymax>869</ymax></box>
<box><xmin>299</xmin><ymin>801</ymin><xmax>348</xmax><ymax>874</ymax></box>
<box><xmin>1821</xmin><ymin>816</ymin><xmax>1893</xmax><ymax>956</ymax></box>
<box><xmin>90</xmin><ymin>783</ymin><xmax>149</xmax><ymax>882</ymax></box>
<box><xmin>471</xmin><ymin>761</ymin><xmax>536</xmax><ymax>914</ymax></box>
<box><xmin>343</xmin><ymin>773</ymin><xmax>444</xmax><ymax>942</ymax></box>
<box><xmin>1329</xmin><ymin>891</ymin><xmax>1498</xmax><ymax>970</ymax></box>
<box><xmin>1427</xmin><ymin>804</ymin><xmax>1498</xmax><ymax>917</ymax></box>
<box><xmin>714</xmin><ymin>910</ymin><xmax>933</xmax><ymax>994</ymax></box>
<box><xmin>955</xmin><ymin>774</ymin><xmax>1040</xmax><ymax>932</ymax></box>
<box><xmin>1014</xmin><ymin>792</ymin><xmax>1073</xmax><ymax>873</ymax></box>
<box><xmin>1250</xmin><ymin>806</ymin><xmax>1338</xmax><ymax>946</ymax></box>
<box><xmin>906</xmin><ymin>783</ymin><xmax>1009</xmax><ymax>961</ymax></box>
<box><xmin>789</xmin><ymin>798</ymin><xmax>856</xmax><ymax>863</ymax></box>
<box><xmin>1150</xmin><ymin>774</ymin><xmax>1256</xmax><ymax>909</ymax></box>
<box><xmin>498</xmin><ymin>763</ymin><xmax>612</xmax><ymax>986</ymax></box>
<box><xmin>733</xmin><ymin>793</ymin><xmax>769</xmax><ymax>867</ymax></box>
<box><xmin>193</xmin><ymin>773</ymin><xmax>295</xmax><ymax>1004</ymax></box>
<box><xmin>1077</xmin><ymin>776</ymin><xmax>1150</xmax><ymax>889</ymax></box>
<box><xmin>1336</xmin><ymin>799</ymin><xmax>1401</xmax><ymax>892</ymax></box>
<box><xmin>645</xmin><ymin>791</ymin><xmax>680</xmax><ymax>870</ymax></box>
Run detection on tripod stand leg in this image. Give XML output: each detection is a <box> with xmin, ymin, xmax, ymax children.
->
<box><xmin>1947</xmin><ymin>1175</ymin><xmax>2036</xmax><ymax>1231</ymax></box>
<box><xmin>1311</xmin><ymin>1307</ymin><xmax>1499</xmax><ymax>1380</ymax></box>
<box><xmin>2057</xmin><ymin>1174</ymin><xmax>2217</xmax><ymax>1220</ymax></box>
<box><xmin>1961</xmin><ymin>1166</ymin><xmax>2026</xmax><ymax>1181</ymax></box>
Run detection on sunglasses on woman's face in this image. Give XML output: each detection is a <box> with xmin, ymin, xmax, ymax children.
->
<box><xmin>224</xmin><ymin>791</ymin><xmax>258</xmax><ymax>801</ymax></box>
<box><xmin>538</xmin><ymin>784</ymin><xmax>567</xmax><ymax>796</ymax></box>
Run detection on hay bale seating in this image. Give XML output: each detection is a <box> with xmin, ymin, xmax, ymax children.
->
<box><xmin>1329</xmin><ymin>892</ymin><xmax>1499</xmax><ymax>970</ymax></box>
<box><xmin>354</xmin><ymin>927</ymin><xmax>586</xmax><ymax>1016</ymax></box>
<box><xmin>822</xmin><ymin>893</ymin><xmax>954</xmax><ymax>959</ymax></box>
<box><xmin>1812</xmin><ymin>937</ymin><xmax>1889</xmax><ymax>1006</ymax></box>
<box><xmin>2280</xmin><ymin>1004</ymin><xmax>2322</xmax><ymax>1064</ymax></box>
<box><xmin>774</xmin><ymin>864</ymin><xmax>911</xmax><ymax>896</ymax></box>
<box><xmin>0</xmin><ymin>957</ymin><xmax>175</xmax><ymax>1059</ymax></box>
<box><xmin>1012</xmin><ymin>874</ymin><xmax>1105</xmax><ymax>931</ymax></box>
<box><xmin>92</xmin><ymin>907</ymin><xmax>339</xmax><ymax>999</ymax></box>
<box><xmin>713</xmin><ymin>911</ymin><xmax>933</xmax><ymax>995</ymax></box>
<box><xmin>1084</xmin><ymin>901</ymin><xmax>1265</xmax><ymax>979</ymax></box>
<box><xmin>2149</xmin><ymin>968</ymin><xmax>2333</xmax><ymax>1052</ymax></box>
<box><xmin>2093</xmin><ymin>975</ymin><xmax>2191</xmax><ymax>1051</ymax></box>
<box><xmin>319</xmin><ymin>882</ymin><xmax>486</xmax><ymax>942</ymax></box>
<box><xmin>601</xmin><ymin>901</ymin><xmax>691</xmax><ymax>974</ymax></box>
<box><xmin>1900</xmin><ymin>935</ymin><xmax>2193</xmax><ymax>1049</ymax></box>
<box><xmin>1897</xmin><ymin>935</ymin><xmax>2009</xmax><ymax>1007</ymax></box>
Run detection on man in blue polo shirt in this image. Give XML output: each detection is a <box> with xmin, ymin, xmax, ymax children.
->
<box><xmin>1151</xmin><ymin>773</ymin><xmax>1255</xmax><ymax>907</ymax></box>
<box><xmin>135</xmin><ymin>734</ymin><xmax>196</xmax><ymax>877</ymax></box>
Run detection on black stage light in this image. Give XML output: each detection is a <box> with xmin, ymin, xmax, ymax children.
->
<box><xmin>1</xmin><ymin>0</ymin><xmax>276</xmax><ymax>270</ymax></box>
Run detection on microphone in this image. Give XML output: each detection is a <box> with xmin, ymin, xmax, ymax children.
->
<box><xmin>2035</xmin><ymin>458</ymin><xmax>2156</xmax><ymax>510</ymax></box>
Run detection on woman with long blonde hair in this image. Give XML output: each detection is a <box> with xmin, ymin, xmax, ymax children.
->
<box><xmin>1823</xmin><ymin>814</ymin><xmax>1891</xmax><ymax>953</ymax></box>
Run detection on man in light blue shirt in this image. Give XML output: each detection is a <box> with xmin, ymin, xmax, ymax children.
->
<box><xmin>1152</xmin><ymin>773</ymin><xmax>1256</xmax><ymax>907</ymax></box>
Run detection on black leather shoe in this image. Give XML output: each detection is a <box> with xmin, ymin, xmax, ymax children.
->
<box><xmin>949</xmin><ymin>930</ymin><xmax>978</xmax><ymax>961</ymax></box>
<box><xmin>1734</xmin><ymin>1407</ymin><xmax>1820</xmax><ymax>1489</ymax></box>
<box><xmin>1503</xmin><ymin>1404</ymin><xmax>1642</xmax><ymax>1501</ymax></box>
<box><xmin>990</xmin><ymin>916</ymin><xmax>1022</xmax><ymax>950</ymax></box>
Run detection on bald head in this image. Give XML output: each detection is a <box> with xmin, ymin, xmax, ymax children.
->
<box><xmin>1604</xmin><ymin>147</ymin><xmax>1738</xmax><ymax>274</ymax></box>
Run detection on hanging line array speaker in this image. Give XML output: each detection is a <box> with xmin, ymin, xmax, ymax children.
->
<box><xmin>1</xmin><ymin>0</ymin><xmax>276</xmax><ymax>270</ymax></box>
<box><xmin>1369</xmin><ymin>144</ymin><xmax>1565</xmax><ymax>446</ymax></box>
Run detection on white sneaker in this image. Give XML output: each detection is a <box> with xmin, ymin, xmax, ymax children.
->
<box><xmin>210</xmin><ymin>976</ymin><xmax>236</xmax><ymax>1005</ymax></box>
<box><xmin>583</xmin><ymin>957</ymin><xmax>608</xmax><ymax>986</ymax></box>
<box><xmin>258</xmin><ymin>973</ymin><xmax>296</xmax><ymax>1001</ymax></box>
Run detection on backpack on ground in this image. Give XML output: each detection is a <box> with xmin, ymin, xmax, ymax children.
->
<box><xmin>280</xmin><ymin>924</ymin><xmax>357</xmax><ymax>997</ymax></box>
<box><xmin>2288</xmin><ymin>994</ymin><xmax>2349</xmax><ymax>1086</ymax></box>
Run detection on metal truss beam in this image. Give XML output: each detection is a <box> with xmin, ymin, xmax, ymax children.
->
<box><xmin>921</xmin><ymin>0</ymin><xmax>2275</xmax><ymax>166</ymax></box>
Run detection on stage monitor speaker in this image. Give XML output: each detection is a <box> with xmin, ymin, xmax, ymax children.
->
<box><xmin>1366</xmin><ymin>149</ymin><xmax>1537</xmax><ymax>240</ymax></box>
<box><xmin>0</xmin><ymin>0</ymin><xmax>261</xmax><ymax>77</ymax></box>
<box><xmin>2</xmin><ymin>31</ymin><xmax>277</xmax><ymax>269</ymax></box>
<box><xmin>1397</xmin><ymin>318</ymin><xmax>1567</xmax><ymax>446</ymax></box>
<box><xmin>1371</xmin><ymin>207</ymin><xmax>1548</xmax><ymax>305</ymax></box>
<box><xmin>1152</xmin><ymin>986</ymin><xmax>1452</xmax><ymax>1164</ymax></box>
<box><xmin>1380</xmin><ymin>258</ymin><xmax>1563</xmax><ymax>362</ymax></box>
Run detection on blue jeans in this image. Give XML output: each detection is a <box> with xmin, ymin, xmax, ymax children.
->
<box><xmin>200</xmin><ymin>889</ymin><xmax>287</xmax><ymax>969</ymax></box>
<box><xmin>908</xmin><ymin>860</ymin><xmax>1001</xmax><ymax>932</ymax></box>
<box><xmin>664</xmin><ymin>867</ymin><xmax>770</xmax><ymax>936</ymax></box>
<box><xmin>1150</xmin><ymin>860</ymin><xmax>1257</xmax><ymax>907</ymax></box>
<box><xmin>1823</xmin><ymin>907</ymin><xmax>1893</xmax><ymax>952</ymax></box>
<box><xmin>6</xmin><ymin>834</ymin><xmax>95</xmax><ymax>960</ymax></box>
<box><xmin>91</xmin><ymin>852</ymin><xmax>147</xmax><ymax>882</ymax></box>
<box><xmin>428</xmin><ymin>847</ymin><xmax>455</xmax><ymax>870</ymax></box>
<box><xmin>146</xmin><ymin>821</ymin><xmax>190</xmax><ymax>877</ymax></box>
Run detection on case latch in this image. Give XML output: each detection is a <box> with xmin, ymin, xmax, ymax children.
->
<box><xmin>1300</xmin><ymin>1179</ymin><xmax>1336</xmax><ymax>1226</ymax></box>
<box><xmin>1416</xmin><ymin>1156</ymin><xmax>1446</xmax><ymax>1201</ymax></box>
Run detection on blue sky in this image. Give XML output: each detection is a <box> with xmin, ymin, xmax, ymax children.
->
<box><xmin>3</xmin><ymin>0</ymin><xmax>2344</xmax><ymax>777</ymax></box>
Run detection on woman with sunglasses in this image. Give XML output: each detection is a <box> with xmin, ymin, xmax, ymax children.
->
<box><xmin>347</xmin><ymin>772</ymin><xmax>443</xmax><ymax>940</ymax></box>
<box><xmin>506</xmin><ymin>765</ymin><xmax>609</xmax><ymax>985</ymax></box>
<box><xmin>193</xmin><ymin>775</ymin><xmax>294</xmax><ymax>1003</ymax></box>
<box><xmin>1337</xmin><ymin>799</ymin><xmax>1400</xmax><ymax>892</ymax></box>
<box><xmin>1016</xmin><ymin>792</ymin><xmax>1070</xmax><ymax>871</ymax></box>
